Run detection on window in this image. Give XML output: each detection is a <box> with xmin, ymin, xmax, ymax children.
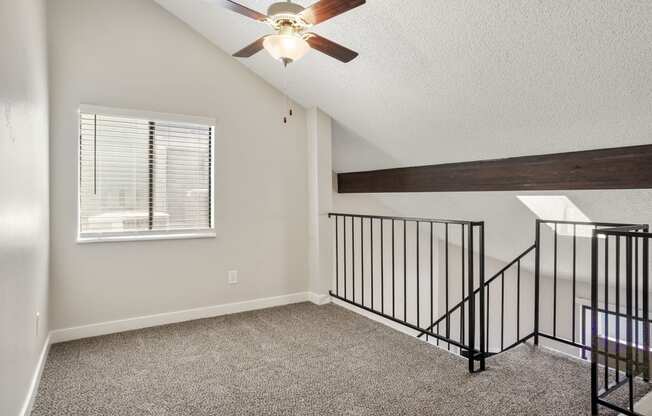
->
<box><xmin>78</xmin><ymin>105</ymin><xmax>215</xmax><ymax>242</ymax></box>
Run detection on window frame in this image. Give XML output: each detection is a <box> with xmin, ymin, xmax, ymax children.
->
<box><xmin>76</xmin><ymin>104</ymin><xmax>216</xmax><ymax>243</ymax></box>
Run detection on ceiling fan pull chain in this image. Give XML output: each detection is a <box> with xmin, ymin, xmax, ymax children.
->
<box><xmin>286</xmin><ymin>66</ymin><xmax>293</xmax><ymax>118</ymax></box>
<box><xmin>283</xmin><ymin>65</ymin><xmax>293</xmax><ymax>124</ymax></box>
<box><xmin>283</xmin><ymin>73</ymin><xmax>288</xmax><ymax>124</ymax></box>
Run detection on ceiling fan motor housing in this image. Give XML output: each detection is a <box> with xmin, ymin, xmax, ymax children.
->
<box><xmin>267</xmin><ymin>2</ymin><xmax>305</xmax><ymax>17</ymax></box>
<box><xmin>267</xmin><ymin>1</ymin><xmax>310</xmax><ymax>30</ymax></box>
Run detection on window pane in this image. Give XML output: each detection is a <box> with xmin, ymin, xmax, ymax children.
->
<box><xmin>152</xmin><ymin>124</ymin><xmax>211</xmax><ymax>231</ymax></box>
<box><xmin>80</xmin><ymin>114</ymin><xmax>150</xmax><ymax>234</ymax></box>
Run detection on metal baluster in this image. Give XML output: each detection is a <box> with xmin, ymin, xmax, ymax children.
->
<box><xmin>486</xmin><ymin>284</ymin><xmax>490</xmax><ymax>352</ymax></box>
<box><xmin>430</xmin><ymin>222</ymin><xmax>434</xmax><ymax>344</ymax></box>
<box><xmin>392</xmin><ymin>220</ymin><xmax>395</xmax><ymax>318</ymax></box>
<box><xmin>352</xmin><ymin>217</ymin><xmax>356</xmax><ymax>303</ymax></box>
<box><xmin>572</xmin><ymin>224</ymin><xmax>577</xmax><ymax>344</ymax></box>
<box><xmin>517</xmin><ymin>259</ymin><xmax>521</xmax><ymax>341</ymax></box>
<box><xmin>344</xmin><ymin>216</ymin><xmax>347</xmax><ymax>299</ymax></box>
<box><xmin>381</xmin><ymin>220</ymin><xmax>384</xmax><ymax>315</ymax></box>
<box><xmin>643</xmin><ymin>235</ymin><xmax>650</xmax><ymax>381</ymax></box>
<box><xmin>635</xmin><ymin>237</ymin><xmax>640</xmax><ymax>375</ymax></box>
<box><xmin>501</xmin><ymin>272</ymin><xmax>505</xmax><ymax>351</ymax></box>
<box><xmin>335</xmin><ymin>216</ymin><xmax>339</xmax><ymax>296</ymax></box>
<box><xmin>461</xmin><ymin>224</ymin><xmax>465</xmax><ymax>345</ymax></box>
<box><xmin>479</xmin><ymin>223</ymin><xmax>486</xmax><ymax>371</ymax></box>
<box><xmin>446</xmin><ymin>223</ymin><xmax>450</xmax><ymax>350</ymax></box>
<box><xmin>626</xmin><ymin>236</ymin><xmax>634</xmax><ymax>412</ymax></box>
<box><xmin>416</xmin><ymin>221</ymin><xmax>420</xmax><ymax>329</ymax></box>
<box><xmin>361</xmin><ymin>217</ymin><xmax>364</xmax><ymax>307</ymax></box>
<box><xmin>554</xmin><ymin>223</ymin><xmax>558</xmax><ymax>338</ymax></box>
<box><xmin>616</xmin><ymin>236</ymin><xmax>621</xmax><ymax>382</ymax></box>
<box><xmin>534</xmin><ymin>220</ymin><xmax>541</xmax><ymax>346</ymax></box>
<box><xmin>404</xmin><ymin>220</ymin><xmax>407</xmax><ymax>323</ymax></box>
<box><xmin>605</xmin><ymin>236</ymin><xmax>610</xmax><ymax>389</ymax></box>
<box><xmin>582</xmin><ymin>305</ymin><xmax>587</xmax><ymax>360</ymax></box>
<box><xmin>371</xmin><ymin>218</ymin><xmax>374</xmax><ymax>310</ymax></box>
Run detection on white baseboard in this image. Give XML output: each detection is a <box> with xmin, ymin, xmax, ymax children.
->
<box><xmin>330</xmin><ymin>297</ymin><xmax>419</xmax><ymax>338</ymax></box>
<box><xmin>634</xmin><ymin>389</ymin><xmax>652</xmax><ymax>415</ymax></box>
<box><xmin>20</xmin><ymin>335</ymin><xmax>50</xmax><ymax>416</ymax></box>
<box><xmin>308</xmin><ymin>292</ymin><xmax>331</xmax><ymax>305</ymax></box>
<box><xmin>51</xmin><ymin>292</ymin><xmax>328</xmax><ymax>344</ymax></box>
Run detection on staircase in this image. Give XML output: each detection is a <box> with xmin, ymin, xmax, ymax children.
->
<box><xmin>328</xmin><ymin>213</ymin><xmax>651</xmax><ymax>415</ymax></box>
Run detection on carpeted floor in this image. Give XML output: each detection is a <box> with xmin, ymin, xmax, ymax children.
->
<box><xmin>32</xmin><ymin>302</ymin><xmax>649</xmax><ymax>415</ymax></box>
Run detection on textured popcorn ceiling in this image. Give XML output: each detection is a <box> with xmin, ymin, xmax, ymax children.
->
<box><xmin>155</xmin><ymin>0</ymin><xmax>652</xmax><ymax>268</ymax></box>
<box><xmin>156</xmin><ymin>0</ymin><xmax>651</xmax><ymax>171</ymax></box>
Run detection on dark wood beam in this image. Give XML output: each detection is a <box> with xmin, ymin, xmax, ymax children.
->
<box><xmin>337</xmin><ymin>144</ymin><xmax>652</xmax><ymax>193</ymax></box>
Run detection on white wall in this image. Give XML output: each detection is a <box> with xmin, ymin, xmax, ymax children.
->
<box><xmin>0</xmin><ymin>0</ymin><xmax>50</xmax><ymax>414</ymax></box>
<box><xmin>307</xmin><ymin>108</ymin><xmax>333</xmax><ymax>298</ymax></box>
<box><xmin>47</xmin><ymin>0</ymin><xmax>309</xmax><ymax>331</ymax></box>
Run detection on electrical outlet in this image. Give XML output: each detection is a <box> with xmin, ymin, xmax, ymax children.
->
<box><xmin>35</xmin><ymin>312</ymin><xmax>40</xmax><ymax>336</ymax></box>
<box><xmin>228</xmin><ymin>270</ymin><xmax>238</xmax><ymax>285</ymax></box>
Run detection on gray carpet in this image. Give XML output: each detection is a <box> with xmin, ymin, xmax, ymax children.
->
<box><xmin>32</xmin><ymin>302</ymin><xmax>649</xmax><ymax>415</ymax></box>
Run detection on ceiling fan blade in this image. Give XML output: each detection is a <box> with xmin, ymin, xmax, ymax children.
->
<box><xmin>305</xmin><ymin>33</ymin><xmax>358</xmax><ymax>63</ymax></box>
<box><xmin>217</xmin><ymin>0</ymin><xmax>268</xmax><ymax>22</ymax></box>
<box><xmin>233</xmin><ymin>37</ymin><xmax>266</xmax><ymax>58</ymax></box>
<box><xmin>299</xmin><ymin>0</ymin><xmax>365</xmax><ymax>25</ymax></box>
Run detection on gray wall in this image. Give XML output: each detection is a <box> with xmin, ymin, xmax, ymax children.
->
<box><xmin>48</xmin><ymin>0</ymin><xmax>310</xmax><ymax>331</ymax></box>
<box><xmin>0</xmin><ymin>0</ymin><xmax>50</xmax><ymax>414</ymax></box>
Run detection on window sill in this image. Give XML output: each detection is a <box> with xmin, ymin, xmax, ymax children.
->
<box><xmin>77</xmin><ymin>231</ymin><xmax>216</xmax><ymax>244</ymax></box>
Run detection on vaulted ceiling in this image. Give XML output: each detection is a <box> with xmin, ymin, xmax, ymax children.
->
<box><xmin>156</xmin><ymin>0</ymin><xmax>652</xmax><ymax>271</ymax></box>
<box><xmin>156</xmin><ymin>0</ymin><xmax>651</xmax><ymax>172</ymax></box>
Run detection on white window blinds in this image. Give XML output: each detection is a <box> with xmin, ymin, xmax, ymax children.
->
<box><xmin>79</xmin><ymin>106</ymin><xmax>214</xmax><ymax>241</ymax></box>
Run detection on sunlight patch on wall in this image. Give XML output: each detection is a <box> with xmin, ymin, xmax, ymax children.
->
<box><xmin>517</xmin><ymin>195</ymin><xmax>593</xmax><ymax>237</ymax></box>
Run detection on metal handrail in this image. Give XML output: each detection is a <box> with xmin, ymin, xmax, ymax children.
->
<box><xmin>594</xmin><ymin>224</ymin><xmax>649</xmax><ymax>237</ymax></box>
<box><xmin>328</xmin><ymin>212</ymin><xmax>482</xmax><ymax>226</ymax></box>
<box><xmin>418</xmin><ymin>244</ymin><xmax>536</xmax><ymax>339</ymax></box>
<box><xmin>538</xmin><ymin>219</ymin><xmax>640</xmax><ymax>227</ymax></box>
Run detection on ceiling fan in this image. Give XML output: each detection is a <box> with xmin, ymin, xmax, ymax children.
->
<box><xmin>218</xmin><ymin>0</ymin><xmax>365</xmax><ymax>66</ymax></box>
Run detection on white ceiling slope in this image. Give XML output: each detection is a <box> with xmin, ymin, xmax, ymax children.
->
<box><xmin>156</xmin><ymin>0</ymin><xmax>652</xmax><ymax>172</ymax></box>
<box><xmin>154</xmin><ymin>0</ymin><xmax>652</xmax><ymax>272</ymax></box>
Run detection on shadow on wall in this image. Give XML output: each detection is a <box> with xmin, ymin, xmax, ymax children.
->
<box><xmin>332</xmin><ymin>121</ymin><xmax>399</xmax><ymax>173</ymax></box>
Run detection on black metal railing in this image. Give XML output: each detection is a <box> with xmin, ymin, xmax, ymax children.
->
<box><xmin>485</xmin><ymin>244</ymin><xmax>537</xmax><ymax>353</ymax></box>
<box><xmin>328</xmin><ymin>212</ymin><xmax>652</xmax><ymax>403</ymax></box>
<box><xmin>416</xmin><ymin>219</ymin><xmax>641</xmax><ymax>361</ymax></box>
<box><xmin>590</xmin><ymin>225</ymin><xmax>650</xmax><ymax>416</ymax></box>
<box><xmin>418</xmin><ymin>244</ymin><xmax>536</xmax><ymax>355</ymax></box>
<box><xmin>534</xmin><ymin>219</ymin><xmax>640</xmax><ymax>353</ymax></box>
<box><xmin>328</xmin><ymin>213</ymin><xmax>486</xmax><ymax>372</ymax></box>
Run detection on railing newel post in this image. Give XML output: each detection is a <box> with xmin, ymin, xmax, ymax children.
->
<box><xmin>590</xmin><ymin>228</ymin><xmax>599</xmax><ymax>416</ymax></box>
<box><xmin>479</xmin><ymin>222</ymin><xmax>486</xmax><ymax>371</ymax></box>
<box><xmin>467</xmin><ymin>223</ymin><xmax>475</xmax><ymax>373</ymax></box>
<box><xmin>643</xmin><ymin>228</ymin><xmax>650</xmax><ymax>382</ymax></box>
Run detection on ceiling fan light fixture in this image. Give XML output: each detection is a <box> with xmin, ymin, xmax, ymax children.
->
<box><xmin>263</xmin><ymin>34</ymin><xmax>310</xmax><ymax>64</ymax></box>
